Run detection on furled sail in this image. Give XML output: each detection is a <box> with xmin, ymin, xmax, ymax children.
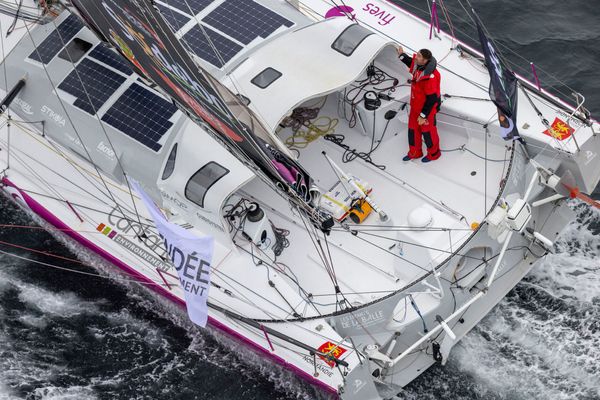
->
<box><xmin>476</xmin><ymin>20</ymin><xmax>520</xmax><ymax>141</ymax></box>
<box><xmin>70</xmin><ymin>0</ymin><xmax>315</xmax><ymax>204</ymax></box>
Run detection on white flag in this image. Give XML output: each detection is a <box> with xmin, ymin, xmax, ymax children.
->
<box><xmin>131</xmin><ymin>180</ymin><xmax>214</xmax><ymax>327</ymax></box>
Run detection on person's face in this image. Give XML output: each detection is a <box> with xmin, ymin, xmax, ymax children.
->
<box><xmin>416</xmin><ymin>52</ymin><xmax>428</xmax><ymax>66</ymax></box>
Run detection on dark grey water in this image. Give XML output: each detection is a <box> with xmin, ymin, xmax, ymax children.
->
<box><xmin>1</xmin><ymin>1</ymin><xmax>599</xmax><ymax>399</ymax></box>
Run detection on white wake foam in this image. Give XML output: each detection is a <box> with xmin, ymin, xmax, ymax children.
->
<box><xmin>31</xmin><ymin>386</ymin><xmax>98</xmax><ymax>400</ymax></box>
<box><xmin>447</xmin><ymin>203</ymin><xmax>600</xmax><ymax>400</ymax></box>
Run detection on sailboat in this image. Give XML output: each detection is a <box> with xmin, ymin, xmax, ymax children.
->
<box><xmin>0</xmin><ymin>0</ymin><xmax>598</xmax><ymax>398</ymax></box>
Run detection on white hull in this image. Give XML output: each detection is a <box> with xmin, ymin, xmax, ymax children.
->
<box><xmin>0</xmin><ymin>1</ymin><xmax>598</xmax><ymax>399</ymax></box>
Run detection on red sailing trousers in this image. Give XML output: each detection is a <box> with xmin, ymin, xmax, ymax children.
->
<box><xmin>407</xmin><ymin>110</ymin><xmax>440</xmax><ymax>159</ymax></box>
<box><xmin>404</xmin><ymin>53</ymin><xmax>442</xmax><ymax>160</ymax></box>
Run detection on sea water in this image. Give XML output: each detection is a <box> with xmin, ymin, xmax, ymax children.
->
<box><xmin>1</xmin><ymin>0</ymin><xmax>599</xmax><ymax>399</ymax></box>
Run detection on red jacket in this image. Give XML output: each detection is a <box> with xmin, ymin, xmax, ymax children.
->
<box><xmin>408</xmin><ymin>55</ymin><xmax>441</xmax><ymax>118</ymax></box>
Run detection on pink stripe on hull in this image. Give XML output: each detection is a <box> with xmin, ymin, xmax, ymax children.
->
<box><xmin>1</xmin><ymin>177</ymin><xmax>339</xmax><ymax>398</ymax></box>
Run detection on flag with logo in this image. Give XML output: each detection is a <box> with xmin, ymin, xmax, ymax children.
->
<box><xmin>131</xmin><ymin>180</ymin><xmax>213</xmax><ymax>327</ymax></box>
<box><xmin>543</xmin><ymin>117</ymin><xmax>574</xmax><ymax>140</ymax></box>
<box><xmin>476</xmin><ymin>20</ymin><xmax>520</xmax><ymax>141</ymax></box>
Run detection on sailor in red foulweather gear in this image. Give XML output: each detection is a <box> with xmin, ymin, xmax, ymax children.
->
<box><xmin>397</xmin><ymin>47</ymin><xmax>442</xmax><ymax>163</ymax></box>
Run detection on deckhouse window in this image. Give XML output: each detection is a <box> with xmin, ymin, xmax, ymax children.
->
<box><xmin>251</xmin><ymin>67</ymin><xmax>282</xmax><ymax>89</ymax></box>
<box><xmin>332</xmin><ymin>24</ymin><xmax>373</xmax><ymax>56</ymax></box>
<box><xmin>185</xmin><ymin>162</ymin><xmax>229</xmax><ymax>208</ymax></box>
<box><xmin>161</xmin><ymin>143</ymin><xmax>178</xmax><ymax>180</ymax></box>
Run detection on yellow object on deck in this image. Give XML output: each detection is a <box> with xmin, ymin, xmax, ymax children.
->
<box><xmin>349</xmin><ymin>199</ymin><xmax>373</xmax><ymax>224</ymax></box>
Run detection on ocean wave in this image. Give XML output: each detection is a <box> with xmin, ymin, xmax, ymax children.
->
<box><xmin>30</xmin><ymin>386</ymin><xmax>98</xmax><ymax>400</ymax></box>
<box><xmin>399</xmin><ymin>202</ymin><xmax>600</xmax><ymax>400</ymax></box>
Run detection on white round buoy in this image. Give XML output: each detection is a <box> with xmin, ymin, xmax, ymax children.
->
<box><xmin>407</xmin><ymin>207</ymin><xmax>433</xmax><ymax>228</ymax></box>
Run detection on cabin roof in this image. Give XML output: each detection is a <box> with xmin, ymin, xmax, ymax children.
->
<box><xmin>224</xmin><ymin>18</ymin><xmax>397</xmax><ymax>132</ymax></box>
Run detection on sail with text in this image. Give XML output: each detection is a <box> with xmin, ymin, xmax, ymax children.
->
<box><xmin>70</xmin><ymin>0</ymin><xmax>314</xmax><ymax>203</ymax></box>
<box><xmin>476</xmin><ymin>20</ymin><xmax>520</xmax><ymax>141</ymax></box>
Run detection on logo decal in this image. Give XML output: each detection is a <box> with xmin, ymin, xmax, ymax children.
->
<box><xmin>543</xmin><ymin>117</ymin><xmax>574</xmax><ymax>140</ymax></box>
<box><xmin>363</xmin><ymin>3</ymin><xmax>396</xmax><ymax>26</ymax></box>
<box><xmin>584</xmin><ymin>150</ymin><xmax>597</xmax><ymax>165</ymax></box>
<box><xmin>96</xmin><ymin>141</ymin><xmax>116</xmax><ymax>159</ymax></box>
<box><xmin>325</xmin><ymin>5</ymin><xmax>355</xmax><ymax>19</ymax></box>
<box><xmin>97</xmin><ymin>223</ymin><xmax>118</xmax><ymax>238</ymax></box>
<box><xmin>97</xmin><ymin>216</ymin><xmax>171</xmax><ymax>272</ymax></box>
<box><xmin>317</xmin><ymin>341</ymin><xmax>346</xmax><ymax>367</ymax></box>
<box><xmin>14</xmin><ymin>97</ymin><xmax>33</xmax><ymax>115</ymax></box>
<box><xmin>353</xmin><ymin>379</ymin><xmax>367</xmax><ymax>394</ymax></box>
<box><xmin>40</xmin><ymin>105</ymin><xmax>66</xmax><ymax>127</ymax></box>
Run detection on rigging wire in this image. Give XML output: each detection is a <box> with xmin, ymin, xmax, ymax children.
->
<box><xmin>0</xmin><ymin>1</ymin><xmax>44</xmax><ymax>24</ymax></box>
<box><xmin>44</xmin><ymin>11</ymin><xmax>148</xmax><ymax>242</ymax></box>
<box><xmin>0</xmin><ymin>5</ymin><xmax>544</xmax><ymax>380</ymax></box>
<box><xmin>135</xmin><ymin>0</ymin><xmax>326</xmax><ymax>226</ymax></box>
<box><xmin>1</xmin><ymin>3</ymin><xmax>556</xmax><ymax>367</ymax></box>
<box><xmin>0</xmin><ymin>125</ymin><xmax>171</xmax><ymax>264</ymax></box>
<box><xmin>0</xmin><ymin>10</ymin><xmax>11</xmax><ymax>177</ymax></box>
<box><xmin>4</xmin><ymin>167</ymin><xmax>171</xmax><ymax>267</ymax></box>
<box><xmin>393</xmin><ymin>0</ymin><xmax>583</xmax><ymax>103</ymax></box>
<box><xmin>2</xmin><ymin>116</ymin><xmax>142</xmax><ymax>217</ymax></box>
<box><xmin>6</xmin><ymin>0</ymin><xmax>22</xmax><ymax>36</ymax></box>
<box><xmin>349</xmin><ymin>228</ymin><xmax>454</xmax><ymax>284</ymax></box>
<box><xmin>0</xmin><ymin>239</ymin><xmax>352</xmax><ymax>368</ymax></box>
<box><xmin>0</xmin><ymin>246</ymin><xmax>169</xmax><ymax>287</ymax></box>
<box><xmin>356</xmin><ymin>230</ymin><xmax>483</xmax><ymax>261</ymax></box>
<box><xmin>295</xmin><ymin>203</ymin><xmax>347</xmax><ymax>310</ymax></box>
<box><xmin>20</xmin><ymin>15</ymin><xmax>144</xmax><ymax>248</ymax></box>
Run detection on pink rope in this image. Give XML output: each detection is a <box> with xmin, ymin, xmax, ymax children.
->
<box><xmin>429</xmin><ymin>1</ymin><xmax>436</xmax><ymax>39</ymax></box>
<box><xmin>530</xmin><ymin>62</ymin><xmax>542</xmax><ymax>91</ymax></box>
<box><xmin>434</xmin><ymin>2</ymin><xmax>441</xmax><ymax>33</ymax></box>
<box><xmin>429</xmin><ymin>1</ymin><xmax>441</xmax><ymax>39</ymax></box>
<box><xmin>66</xmin><ymin>200</ymin><xmax>84</xmax><ymax>223</ymax></box>
<box><xmin>156</xmin><ymin>268</ymin><xmax>174</xmax><ymax>290</ymax></box>
<box><xmin>261</xmin><ymin>325</ymin><xmax>275</xmax><ymax>351</ymax></box>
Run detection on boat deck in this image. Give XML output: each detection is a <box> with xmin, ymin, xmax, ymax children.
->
<box><xmin>281</xmin><ymin>94</ymin><xmax>510</xmax><ymax>228</ymax></box>
<box><xmin>225</xmin><ymin>93</ymin><xmax>512</xmax><ymax>317</ymax></box>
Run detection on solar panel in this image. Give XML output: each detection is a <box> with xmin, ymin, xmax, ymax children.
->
<box><xmin>156</xmin><ymin>4</ymin><xmax>191</xmax><ymax>32</ymax></box>
<box><xmin>88</xmin><ymin>44</ymin><xmax>133</xmax><ymax>75</ymax></box>
<box><xmin>101</xmin><ymin>83</ymin><xmax>178</xmax><ymax>152</ymax></box>
<box><xmin>158</xmin><ymin>0</ymin><xmax>212</xmax><ymax>15</ymax></box>
<box><xmin>58</xmin><ymin>58</ymin><xmax>127</xmax><ymax>114</ymax></box>
<box><xmin>203</xmin><ymin>0</ymin><xmax>294</xmax><ymax>45</ymax></box>
<box><xmin>29</xmin><ymin>13</ymin><xmax>84</xmax><ymax>64</ymax></box>
<box><xmin>183</xmin><ymin>24</ymin><xmax>242</xmax><ymax>67</ymax></box>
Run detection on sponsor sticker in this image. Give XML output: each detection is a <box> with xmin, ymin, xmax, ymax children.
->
<box><xmin>317</xmin><ymin>341</ymin><xmax>347</xmax><ymax>367</ymax></box>
<box><xmin>543</xmin><ymin>117</ymin><xmax>574</xmax><ymax>140</ymax></box>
